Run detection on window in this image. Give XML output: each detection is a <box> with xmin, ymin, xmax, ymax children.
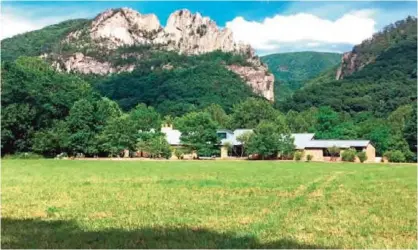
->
<box><xmin>354</xmin><ymin>147</ymin><xmax>364</xmax><ymax>152</ymax></box>
<box><xmin>323</xmin><ymin>148</ymin><xmax>340</xmax><ymax>157</ymax></box>
<box><xmin>217</xmin><ymin>133</ymin><xmax>227</xmax><ymax>139</ymax></box>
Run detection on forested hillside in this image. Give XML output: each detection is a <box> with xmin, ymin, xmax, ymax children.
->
<box><xmin>0</xmin><ymin>14</ymin><xmax>416</xmax><ymax>162</ymax></box>
<box><xmin>95</xmin><ymin>50</ymin><xmax>258</xmax><ymax>116</ymax></box>
<box><xmin>337</xmin><ymin>16</ymin><xmax>417</xmax><ymax>79</ymax></box>
<box><xmin>261</xmin><ymin>51</ymin><xmax>341</xmax><ymax>101</ymax></box>
<box><xmin>281</xmin><ymin>39</ymin><xmax>417</xmax><ymax>116</ymax></box>
<box><xmin>1</xmin><ymin>19</ymin><xmax>90</xmax><ymax>62</ymax></box>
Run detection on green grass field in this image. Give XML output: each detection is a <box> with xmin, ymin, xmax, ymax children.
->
<box><xmin>1</xmin><ymin>160</ymin><xmax>416</xmax><ymax>248</ymax></box>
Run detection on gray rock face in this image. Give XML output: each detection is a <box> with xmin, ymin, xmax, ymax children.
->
<box><xmin>55</xmin><ymin>8</ymin><xmax>274</xmax><ymax>101</ymax></box>
<box><xmin>164</xmin><ymin>9</ymin><xmax>250</xmax><ymax>55</ymax></box>
<box><xmin>53</xmin><ymin>53</ymin><xmax>134</xmax><ymax>75</ymax></box>
<box><xmin>227</xmin><ymin>64</ymin><xmax>274</xmax><ymax>101</ymax></box>
<box><xmin>336</xmin><ymin>52</ymin><xmax>359</xmax><ymax>80</ymax></box>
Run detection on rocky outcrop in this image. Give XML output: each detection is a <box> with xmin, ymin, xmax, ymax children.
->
<box><xmin>90</xmin><ymin>8</ymin><xmax>163</xmax><ymax>49</ymax></box>
<box><xmin>55</xmin><ymin>8</ymin><xmax>274</xmax><ymax>100</ymax></box>
<box><xmin>52</xmin><ymin>53</ymin><xmax>134</xmax><ymax>75</ymax></box>
<box><xmin>164</xmin><ymin>9</ymin><xmax>251</xmax><ymax>55</ymax></box>
<box><xmin>336</xmin><ymin>52</ymin><xmax>365</xmax><ymax>80</ymax></box>
<box><xmin>227</xmin><ymin>64</ymin><xmax>274</xmax><ymax>101</ymax></box>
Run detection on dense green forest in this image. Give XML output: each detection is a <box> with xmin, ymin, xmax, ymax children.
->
<box><xmin>280</xmin><ymin>39</ymin><xmax>417</xmax><ymax>116</ymax></box>
<box><xmin>261</xmin><ymin>51</ymin><xmax>341</xmax><ymax>101</ymax></box>
<box><xmin>0</xmin><ymin>16</ymin><xmax>416</xmax><ymax>162</ymax></box>
<box><xmin>95</xmin><ymin>50</ymin><xmax>258</xmax><ymax>116</ymax></box>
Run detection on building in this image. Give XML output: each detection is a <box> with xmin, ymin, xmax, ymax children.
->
<box><xmin>292</xmin><ymin>133</ymin><xmax>376</xmax><ymax>162</ymax></box>
<box><xmin>216</xmin><ymin>130</ymin><xmax>376</xmax><ymax>162</ymax></box>
<box><xmin>161</xmin><ymin>125</ymin><xmax>197</xmax><ymax>159</ymax></box>
<box><xmin>162</xmin><ymin>125</ymin><xmax>376</xmax><ymax>162</ymax></box>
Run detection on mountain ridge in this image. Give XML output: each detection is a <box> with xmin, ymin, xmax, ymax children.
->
<box><xmin>1</xmin><ymin>7</ymin><xmax>274</xmax><ymax>101</ymax></box>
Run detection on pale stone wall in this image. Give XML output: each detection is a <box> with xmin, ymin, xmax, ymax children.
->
<box><xmin>303</xmin><ymin>149</ymin><xmax>324</xmax><ymax>161</ymax></box>
<box><xmin>365</xmin><ymin>144</ymin><xmax>376</xmax><ymax>163</ymax></box>
<box><xmin>220</xmin><ymin>146</ymin><xmax>229</xmax><ymax>159</ymax></box>
<box><xmin>170</xmin><ymin>146</ymin><xmax>197</xmax><ymax>160</ymax></box>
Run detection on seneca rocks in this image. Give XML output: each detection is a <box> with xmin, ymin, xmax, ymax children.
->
<box><xmin>54</xmin><ymin>8</ymin><xmax>274</xmax><ymax>101</ymax></box>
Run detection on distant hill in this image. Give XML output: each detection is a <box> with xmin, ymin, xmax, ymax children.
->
<box><xmin>261</xmin><ymin>51</ymin><xmax>341</xmax><ymax>101</ymax></box>
<box><xmin>280</xmin><ymin>16</ymin><xmax>417</xmax><ymax>117</ymax></box>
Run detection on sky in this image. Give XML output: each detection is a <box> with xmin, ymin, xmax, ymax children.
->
<box><xmin>1</xmin><ymin>1</ymin><xmax>416</xmax><ymax>55</ymax></box>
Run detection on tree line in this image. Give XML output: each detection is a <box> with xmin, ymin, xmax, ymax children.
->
<box><xmin>2</xmin><ymin>57</ymin><xmax>416</xmax><ymax>162</ymax></box>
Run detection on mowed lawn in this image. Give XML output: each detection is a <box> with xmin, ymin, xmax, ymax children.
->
<box><xmin>1</xmin><ymin>160</ymin><xmax>416</xmax><ymax>249</ymax></box>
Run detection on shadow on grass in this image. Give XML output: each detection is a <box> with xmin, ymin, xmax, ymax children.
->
<box><xmin>1</xmin><ymin>218</ymin><xmax>335</xmax><ymax>249</ymax></box>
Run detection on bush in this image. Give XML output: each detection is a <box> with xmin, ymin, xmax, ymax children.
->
<box><xmin>341</xmin><ymin>149</ymin><xmax>357</xmax><ymax>162</ymax></box>
<box><xmin>174</xmin><ymin>148</ymin><xmax>184</xmax><ymax>159</ymax></box>
<box><xmin>294</xmin><ymin>151</ymin><xmax>303</xmax><ymax>161</ymax></box>
<box><xmin>327</xmin><ymin>146</ymin><xmax>341</xmax><ymax>161</ymax></box>
<box><xmin>384</xmin><ymin>150</ymin><xmax>406</xmax><ymax>163</ymax></box>
<box><xmin>3</xmin><ymin>152</ymin><xmax>44</xmax><ymax>159</ymax></box>
<box><xmin>357</xmin><ymin>151</ymin><xmax>368</xmax><ymax>163</ymax></box>
<box><xmin>306</xmin><ymin>154</ymin><xmax>313</xmax><ymax>162</ymax></box>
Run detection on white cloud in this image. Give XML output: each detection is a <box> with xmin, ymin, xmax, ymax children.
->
<box><xmin>0</xmin><ymin>5</ymin><xmax>97</xmax><ymax>39</ymax></box>
<box><xmin>307</xmin><ymin>42</ymin><xmax>320</xmax><ymax>47</ymax></box>
<box><xmin>226</xmin><ymin>9</ymin><xmax>377</xmax><ymax>52</ymax></box>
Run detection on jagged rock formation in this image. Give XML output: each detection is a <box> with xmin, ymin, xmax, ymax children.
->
<box><xmin>335</xmin><ymin>52</ymin><xmax>363</xmax><ymax>80</ymax></box>
<box><xmin>52</xmin><ymin>53</ymin><xmax>134</xmax><ymax>74</ymax></box>
<box><xmin>52</xmin><ymin>8</ymin><xmax>274</xmax><ymax>101</ymax></box>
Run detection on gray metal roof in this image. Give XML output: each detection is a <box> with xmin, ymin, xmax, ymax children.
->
<box><xmin>304</xmin><ymin>140</ymin><xmax>370</xmax><ymax>149</ymax></box>
<box><xmin>292</xmin><ymin>133</ymin><xmax>315</xmax><ymax>149</ymax></box>
<box><xmin>162</xmin><ymin>127</ymin><xmax>370</xmax><ymax>149</ymax></box>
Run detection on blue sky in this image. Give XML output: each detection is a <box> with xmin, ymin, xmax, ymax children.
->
<box><xmin>1</xmin><ymin>1</ymin><xmax>416</xmax><ymax>55</ymax></box>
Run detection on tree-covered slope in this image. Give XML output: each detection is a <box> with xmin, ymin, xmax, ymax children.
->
<box><xmin>1</xmin><ymin>19</ymin><xmax>90</xmax><ymax>62</ymax></box>
<box><xmin>280</xmin><ymin>39</ymin><xmax>417</xmax><ymax>116</ymax></box>
<box><xmin>261</xmin><ymin>51</ymin><xmax>341</xmax><ymax>101</ymax></box>
<box><xmin>337</xmin><ymin>16</ymin><xmax>417</xmax><ymax>79</ymax></box>
<box><xmin>95</xmin><ymin>50</ymin><xmax>258</xmax><ymax>116</ymax></box>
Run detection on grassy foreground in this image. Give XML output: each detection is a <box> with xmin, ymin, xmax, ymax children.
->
<box><xmin>1</xmin><ymin>160</ymin><xmax>416</xmax><ymax>248</ymax></box>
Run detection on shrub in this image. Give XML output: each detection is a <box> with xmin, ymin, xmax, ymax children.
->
<box><xmin>174</xmin><ymin>148</ymin><xmax>184</xmax><ymax>159</ymax></box>
<box><xmin>306</xmin><ymin>154</ymin><xmax>313</xmax><ymax>162</ymax></box>
<box><xmin>357</xmin><ymin>151</ymin><xmax>368</xmax><ymax>163</ymax></box>
<box><xmin>294</xmin><ymin>151</ymin><xmax>303</xmax><ymax>161</ymax></box>
<box><xmin>161</xmin><ymin>146</ymin><xmax>172</xmax><ymax>159</ymax></box>
<box><xmin>3</xmin><ymin>152</ymin><xmax>44</xmax><ymax>159</ymax></box>
<box><xmin>341</xmin><ymin>149</ymin><xmax>357</xmax><ymax>162</ymax></box>
<box><xmin>384</xmin><ymin>150</ymin><xmax>406</xmax><ymax>163</ymax></box>
<box><xmin>327</xmin><ymin>146</ymin><xmax>340</xmax><ymax>161</ymax></box>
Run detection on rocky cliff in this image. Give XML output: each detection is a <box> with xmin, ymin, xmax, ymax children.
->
<box><xmin>53</xmin><ymin>8</ymin><xmax>274</xmax><ymax>101</ymax></box>
<box><xmin>335</xmin><ymin>51</ymin><xmax>364</xmax><ymax>80</ymax></box>
<box><xmin>336</xmin><ymin>16</ymin><xmax>416</xmax><ymax>80</ymax></box>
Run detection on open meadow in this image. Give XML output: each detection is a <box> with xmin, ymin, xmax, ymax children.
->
<box><xmin>1</xmin><ymin>160</ymin><xmax>416</xmax><ymax>249</ymax></box>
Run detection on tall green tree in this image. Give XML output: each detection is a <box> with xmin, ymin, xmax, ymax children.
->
<box><xmin>204</xmin><ymin>104</ymin><xmax>230</xmax><ymax>128</ymax></box>
<box><xmin>247</xmin><ymin>121</ymin><xmax>294</xmax><ymax>159</ymax></box>
<box><xmin>236</xmin><ymin>131</ymin><xmax>253</xmax><ymax>157</ymax></box>
<box><xmin>229</xmin><ymin>98</ymin><xmax>278</xmax><ymax>129</ymax></box>
<box><xmin>175</xmin><ymin>112</ymin><xmax>220</xmax><ymax>157</ymax></box>
<box><xmin>65</xmin><ymin>99</ymin><xmax>97</xmax><ymax>155</ymax></box>
<box><xmin>1</xmin><ymin>57</ymin><xmax>91</xmax><ymax>154</ymax></box>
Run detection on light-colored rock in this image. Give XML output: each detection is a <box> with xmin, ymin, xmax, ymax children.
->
<box><xmin>54</xmin><ymin>52</ymin><xmax>134</xmax><ymax>75</ymax></box>
<box><xmin>227</xmin><ymin>64</ymin><xmax>274</xmax><ymax>101</ymax></box>
<box><xmin>164</xmin><ymin>9</ymin><xmax>250</xmax><ymax>55</ymax></box>
<box><xmin>90</xmin><ymin>8</ymin><xmax>162</xmax><ymax>48</ymax></box>
<box><xmin>336</xmin><ymin>52</ymin><xmax>357</xmax><ymax>80</ymax></box>
<box><xmin>56</xmin><ymin>8</ymin><xmax>274</xmax><ymax>100</ymax></box>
